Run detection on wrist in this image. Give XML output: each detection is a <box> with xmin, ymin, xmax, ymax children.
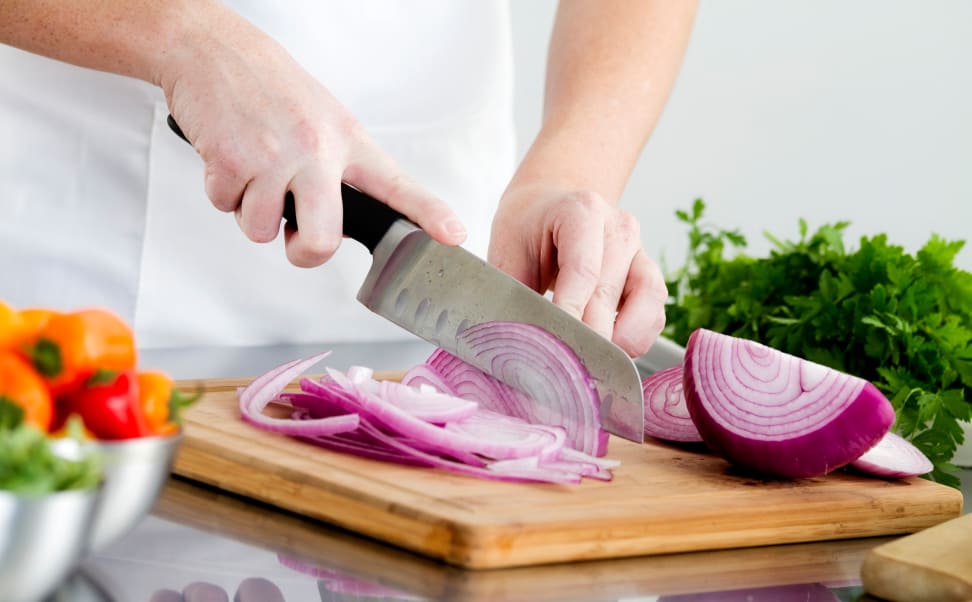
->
<box><xmin>507</xmin><ymin>126</ymin><xmax>622</xmax><ymax>206</ymax></box>
<box><xmin>152</xmin><ymin>1</ymin><xmax>269</xmax><ymax>92</ymax></box>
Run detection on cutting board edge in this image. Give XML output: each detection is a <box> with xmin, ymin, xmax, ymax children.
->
<box><xmin>172</xmin><ymin>434</ymin><xmax>473</xmax><ymax>562</ymax></box>
<box><xmin>173</xmin><ymin>435</ymin><xmax>962</xmax><ymax>569</ymax></box>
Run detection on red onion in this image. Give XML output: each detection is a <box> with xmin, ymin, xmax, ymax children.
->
<box><xmin>423</xmin><ymin>321</ymin><xmax>607</xmax><ymax>456</ymax></box>
<box><xmin>683</xmin><ymin>328</ymin><xmax>895</xmax><ymax>478</ymax></box>
<box><xmin>238</xmin><ymin>352</ymin><xmax>360</xmax><ymax>437</ymax></box>
<box><xmin>850</xmin><ymin>432</ymin><xmax>933</xmax><ymax>478</ymax></box>
<box><xmin>641</xmin><ymin>365</ymin><xmax>703</xmax><ymax>443</ymax></box>
<box><xmin>239</xmin><ymin>355</ymin><xmax>615</xmax><ymax>484</ymax></box>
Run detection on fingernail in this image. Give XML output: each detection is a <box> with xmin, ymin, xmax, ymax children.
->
<box><xmin>444</xmin><ymin>218</ymin><xmax>467</xmax><ymax>240</ymax></box>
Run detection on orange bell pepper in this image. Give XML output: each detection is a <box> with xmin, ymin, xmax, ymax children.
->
<box><xmin>0</xmin><ymin>350</ymin><xmax>53</xmax><ymax>431</ymax></box>
<box><xmin>137</xmin><ymin>370</ymin><xmax>173</xmax><ymax>431</ymax></box>
<box><xmin>25</xmin><ymin>308</ymin><xmax>136</xmax><ymax>396</ymax></box>
<box><xmin>0</xmin><ymin>301</ymin><xmax>23</xmax><ymax>350</ymax></box>
<box><xmin>0</xmin><ymin>303</ymin><xmax>60</xmax><ymax>352</ymax></box>
<box><xmin>137</xmin><ymin>370</ymin><xmax>198</xmax><ymax>435</ymax></box>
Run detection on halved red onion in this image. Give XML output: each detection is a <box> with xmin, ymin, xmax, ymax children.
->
<box><xmin>850</xmin><ymin>432</ymin><xmax>933</xmax><ymax>478</ymax></box>
<box><xmin>683</xmin><ymin>328</ymin><xmax>895</xmax><ymax>478</ymax></box>
<box><xmin>641</xmin><ymin>365</ymin><xmax>703</xmax><ymax>443</ymax></box>
<box><xmin>426</xmin><ymin>321</ymin><xmax>607</xmax><ymax>456</ymax></box>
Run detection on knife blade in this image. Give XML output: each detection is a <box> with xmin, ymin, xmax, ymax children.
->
<box><xmin>167</xmin><ymin>116</ymin><xmax>645</xmax><ymax>442</ymax></box>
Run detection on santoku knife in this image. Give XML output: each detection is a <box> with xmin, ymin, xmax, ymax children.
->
<box><xmin>167</xmin><ymin>116</ymin><xmax>645</xmax><ymax>442</ymax></box>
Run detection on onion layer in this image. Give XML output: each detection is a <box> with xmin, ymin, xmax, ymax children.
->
<box><xmin>850</xmin><ymin>432</ymin><xmax>933</xmax><ymax>478</ymax></box>
<box><xmin>641</xmin><ymin>365</ymin><xmax>703</xmax><ymax>443</ymax></box>
<box><xmin>683</xmin><ymin>328</ymin><xmax>895</xmax><ymax>478</ymax></box>
<box><xmin>422</xmin><ymin>321</ymin><xmax>607</xmax><ymax>456</ymax></box>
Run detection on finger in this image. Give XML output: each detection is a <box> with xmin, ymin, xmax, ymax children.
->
<box><xmin>344</xmin><ymin>143</ymin><xmax>466</xmax><ymax>246</ymax></box>
<box><xmin>550</xmin><ymin>193</ymin><xmax>606</xmax><ymax>320</ymax></box>
<box><xmin>236</xmin><ymin>173</ymin><xmax>289</xmax><ymax>243</ymax></box>
<box><xmin>150</xmin><ymin>590</ymin><xmax>183</xmax><ymax>602</ymax></box>
<box><xmin>613</xmin><ymin>250</ymin><xmax>668</xmax><ymax>357</ymax></box>
<box><xmin>234</xmin><ymin>578</ymin><xmax>285</xmax><ymax>602</ymax></box>
<box><xmin>582</xmin><ymin>212</ymin><xmax>641</xmax><ymax>342</ymax></box>
<box><xmin>283</xmin><ymin>166</ymin><xmax>344</xmax><ymax>268</ymax></box>
<box><xmin>487</xmin><ymin>229</ymin><xmax>543</xmax><ymax>292</ymax></box>
<box><xmin>182</xmin><ymin>582</ymin><xmax>229</xmax><ymax>602</ymax></box>
<box><xmin>203</xmin><ymin>148</ymin><xmax>248</xmax><ymax>214</ymax></box>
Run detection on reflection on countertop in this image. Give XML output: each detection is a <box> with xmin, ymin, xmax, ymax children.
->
<box><xmin>73</xmin><ymin>477</ymin><xmax>881</xmax><ymax>602</ymax></box>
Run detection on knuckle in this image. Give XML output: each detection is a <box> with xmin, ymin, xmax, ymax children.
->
<box><xmin>592</xmin><ymin>281</ymin><xmax>623</xmax><ymax>305</ymax></box>
<box><xmin>607</xmin><ymin>211</ymin><xmax>641</xmax><ymax>248</ymax></box>
<box><xmin>616</xmin><ymin>211</ymin><xmax>641</xmax><ymax>238</ymax></box>
<box><xmin>245</xmin><ymin>223</ymin><xmax>278</xmax><ymax>244</ymax></box>
<box><xmin>290</xmin><ymin>234</ymin><xmax>341</xmax><ymax>268</ymax></box>
<box><xmin>291</xmin><ymin>119</ymin><xmax>322</xmax><ymax>154</ymax></box>
<box><xmin>345</xmin><ymin>117</ymin><xmax>369</xmax><ymax>143</ymax></box>
<box><xmin>656</xmin><ymin>280</ymin><xmax>670</xmax><ymax>301</ymax></box>
<box><xmin>253</xmin><ymin>131</ymin><xmax>284</xmax><ymax>165</ymax></box>
<box><xmin>565</xmin><ymin>189</ymin><xmax>605</xmax><ymax>212</ymax></box>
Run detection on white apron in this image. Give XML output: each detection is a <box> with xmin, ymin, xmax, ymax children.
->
<box><xmin>0</xmin><ymin>1</ymin><xmax>516</xmax><ymax>349</ymax></box>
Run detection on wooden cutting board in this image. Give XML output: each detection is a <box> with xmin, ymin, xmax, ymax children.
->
<box><xmin>861</xmin><ymin>513</ymin><xmax>972</xmax><ymax>601</ymax></box>
<box><xmin>172</xmin><ymin>375</ymin><xmax>963</xmax><ymax>569</ymax></box>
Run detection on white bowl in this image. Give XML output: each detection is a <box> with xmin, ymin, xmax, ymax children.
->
<box><xmin>0</xmin><ymin>487</ymin><xmax>100</xmax><ymax>602</ymax></box>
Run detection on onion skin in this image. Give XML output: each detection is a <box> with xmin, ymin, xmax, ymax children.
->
<box><xmin>683</xmin><ymin>328</ymin><xmax>895</xmax><ymax>479</ymax></box>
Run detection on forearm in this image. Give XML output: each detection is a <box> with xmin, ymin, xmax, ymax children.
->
<box><xmin>0</xmin><ymin>0</ymin><xmax>260</xmax><ymax>87</ymax></box>
<box><xmin>512</xmin><ymin>0</ymin><xmax>697</xmax><ymax>201</ymax></box>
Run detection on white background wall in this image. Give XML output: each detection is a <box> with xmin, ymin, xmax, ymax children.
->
<box><xmin>510</xmin><ymin>1</ymin><xmax>971</xmax><ymax>273</ymax></box>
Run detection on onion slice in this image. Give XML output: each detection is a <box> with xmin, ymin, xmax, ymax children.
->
<box><xmin>238</xmin><ymin>352</ymin><xmax>361</xmax><ymax>437</ymax></box>
<box><xmin>641</xmin><ymin>365</ymin><xmax>703</xmax><ymax>443</ymax></box>
<box><xmin>238</xmin><ymin>354</ymin><xmax>617</xmax><ymax>483</ymax></box>
<box><xmin>683</xmin><ymin>328</ymin><xmax>895</xmax><ymax>478</ymax></box>
<box><xmin>849</xmin><ymin>432</ymin><xmax>934</xmax><ymax>478</ymax></box>
<box><xmin>425</xmin><ymin>321</ymin><xmax>607</xmax><ymax>456</ymax></box>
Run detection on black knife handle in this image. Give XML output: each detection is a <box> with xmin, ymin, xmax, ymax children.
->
<box><xmin>166</xmin><ymin>115</ymin><xmax>405</xmax><ymax>253</ymax></box>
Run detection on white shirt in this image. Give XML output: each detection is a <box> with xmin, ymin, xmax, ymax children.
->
<box><xmin>0</xmin><ymin>1</ymin><xmax>516</xmax><ymax>349</ymax></box>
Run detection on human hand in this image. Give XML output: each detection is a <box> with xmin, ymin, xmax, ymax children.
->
<box><xmin>488</xmin><ymin>185</ymin><xmax>667</xmax><ymax>357</ymax></box>
<box><xmin>151</xmin><ymin>577</ymin><xmax>284</xmax><ymax>602</ymax></box>
<box><xmin>155</xmin><ymin>7</ymin><xmax>465</xmax><ymax>267</ymax></box>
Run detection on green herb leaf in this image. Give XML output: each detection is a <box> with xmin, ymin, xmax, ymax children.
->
<box><xmin>664</xmin><ymin>200</ymin><xmax>972</xmax><ymax>488</ymax></box>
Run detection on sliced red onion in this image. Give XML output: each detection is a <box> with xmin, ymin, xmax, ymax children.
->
<box><xmin>300</xmin><ymin>376</ymin><xmax>563</xmax><ymax>461</ymax></box>
<box><xmin>641</xmin><ymin>365</ymin><xmax>703</xmax><ymax>443</ymax></box>
<box><xmin>426</xmin><ymin>321</ymin><xmax>607</xmax><ymax>456</ymax></box>
<box><xmin>683</xmin><ymin>328</ymin><xmax>895</xmax><ymax>479</ymax></box>
<box><xmin>239</xmin><ymin>349</ymin><xmax>618</xmax><ymax>484</ymax></box>
<box><xmin>350</xmin><ymin>419</ymin><xmax>582</xmax><ymax>484</ymax></box>
<box><xmin>238</xmin><ymin>352</ymin><xmax>361</xmax><ymax>437</ymax></box>
<box><xmin>850</xmin><ymin>432</ymin><xmax>933</xmax><ymax>478</ymax></box>
<box><xmin>400</xmin><ymin>363</ymin><xmax>458</xmax><ymax>396</ymax></box>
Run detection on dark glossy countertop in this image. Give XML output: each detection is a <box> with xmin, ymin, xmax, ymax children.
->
<box><xmin>51</xmin><ymin>341</ymin><xmax>970</xmax><ymax>602</ymax></box>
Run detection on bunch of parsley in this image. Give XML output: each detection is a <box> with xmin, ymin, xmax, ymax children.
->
<box><xmin>664</xmin><ymin>199</ymin><xmax>972</xmax><ymax>487</ymax></box>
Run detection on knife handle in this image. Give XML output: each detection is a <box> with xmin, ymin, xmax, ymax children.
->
<box><xmin>166</xmin><ymin>115</ymin><xmax>406</xmax><ymax>254</ymax></box>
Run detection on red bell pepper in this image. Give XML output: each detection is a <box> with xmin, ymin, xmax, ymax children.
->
<box><xmin>63</xmin><ymin>369</ymin><xmax>152</xmax><ymax>440</ymax></box>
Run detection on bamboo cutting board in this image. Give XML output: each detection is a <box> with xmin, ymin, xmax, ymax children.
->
<box><xmin>172</xmin><ymin>375</ymin><xmax>963</xmax><ymax>569</ymax></box>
